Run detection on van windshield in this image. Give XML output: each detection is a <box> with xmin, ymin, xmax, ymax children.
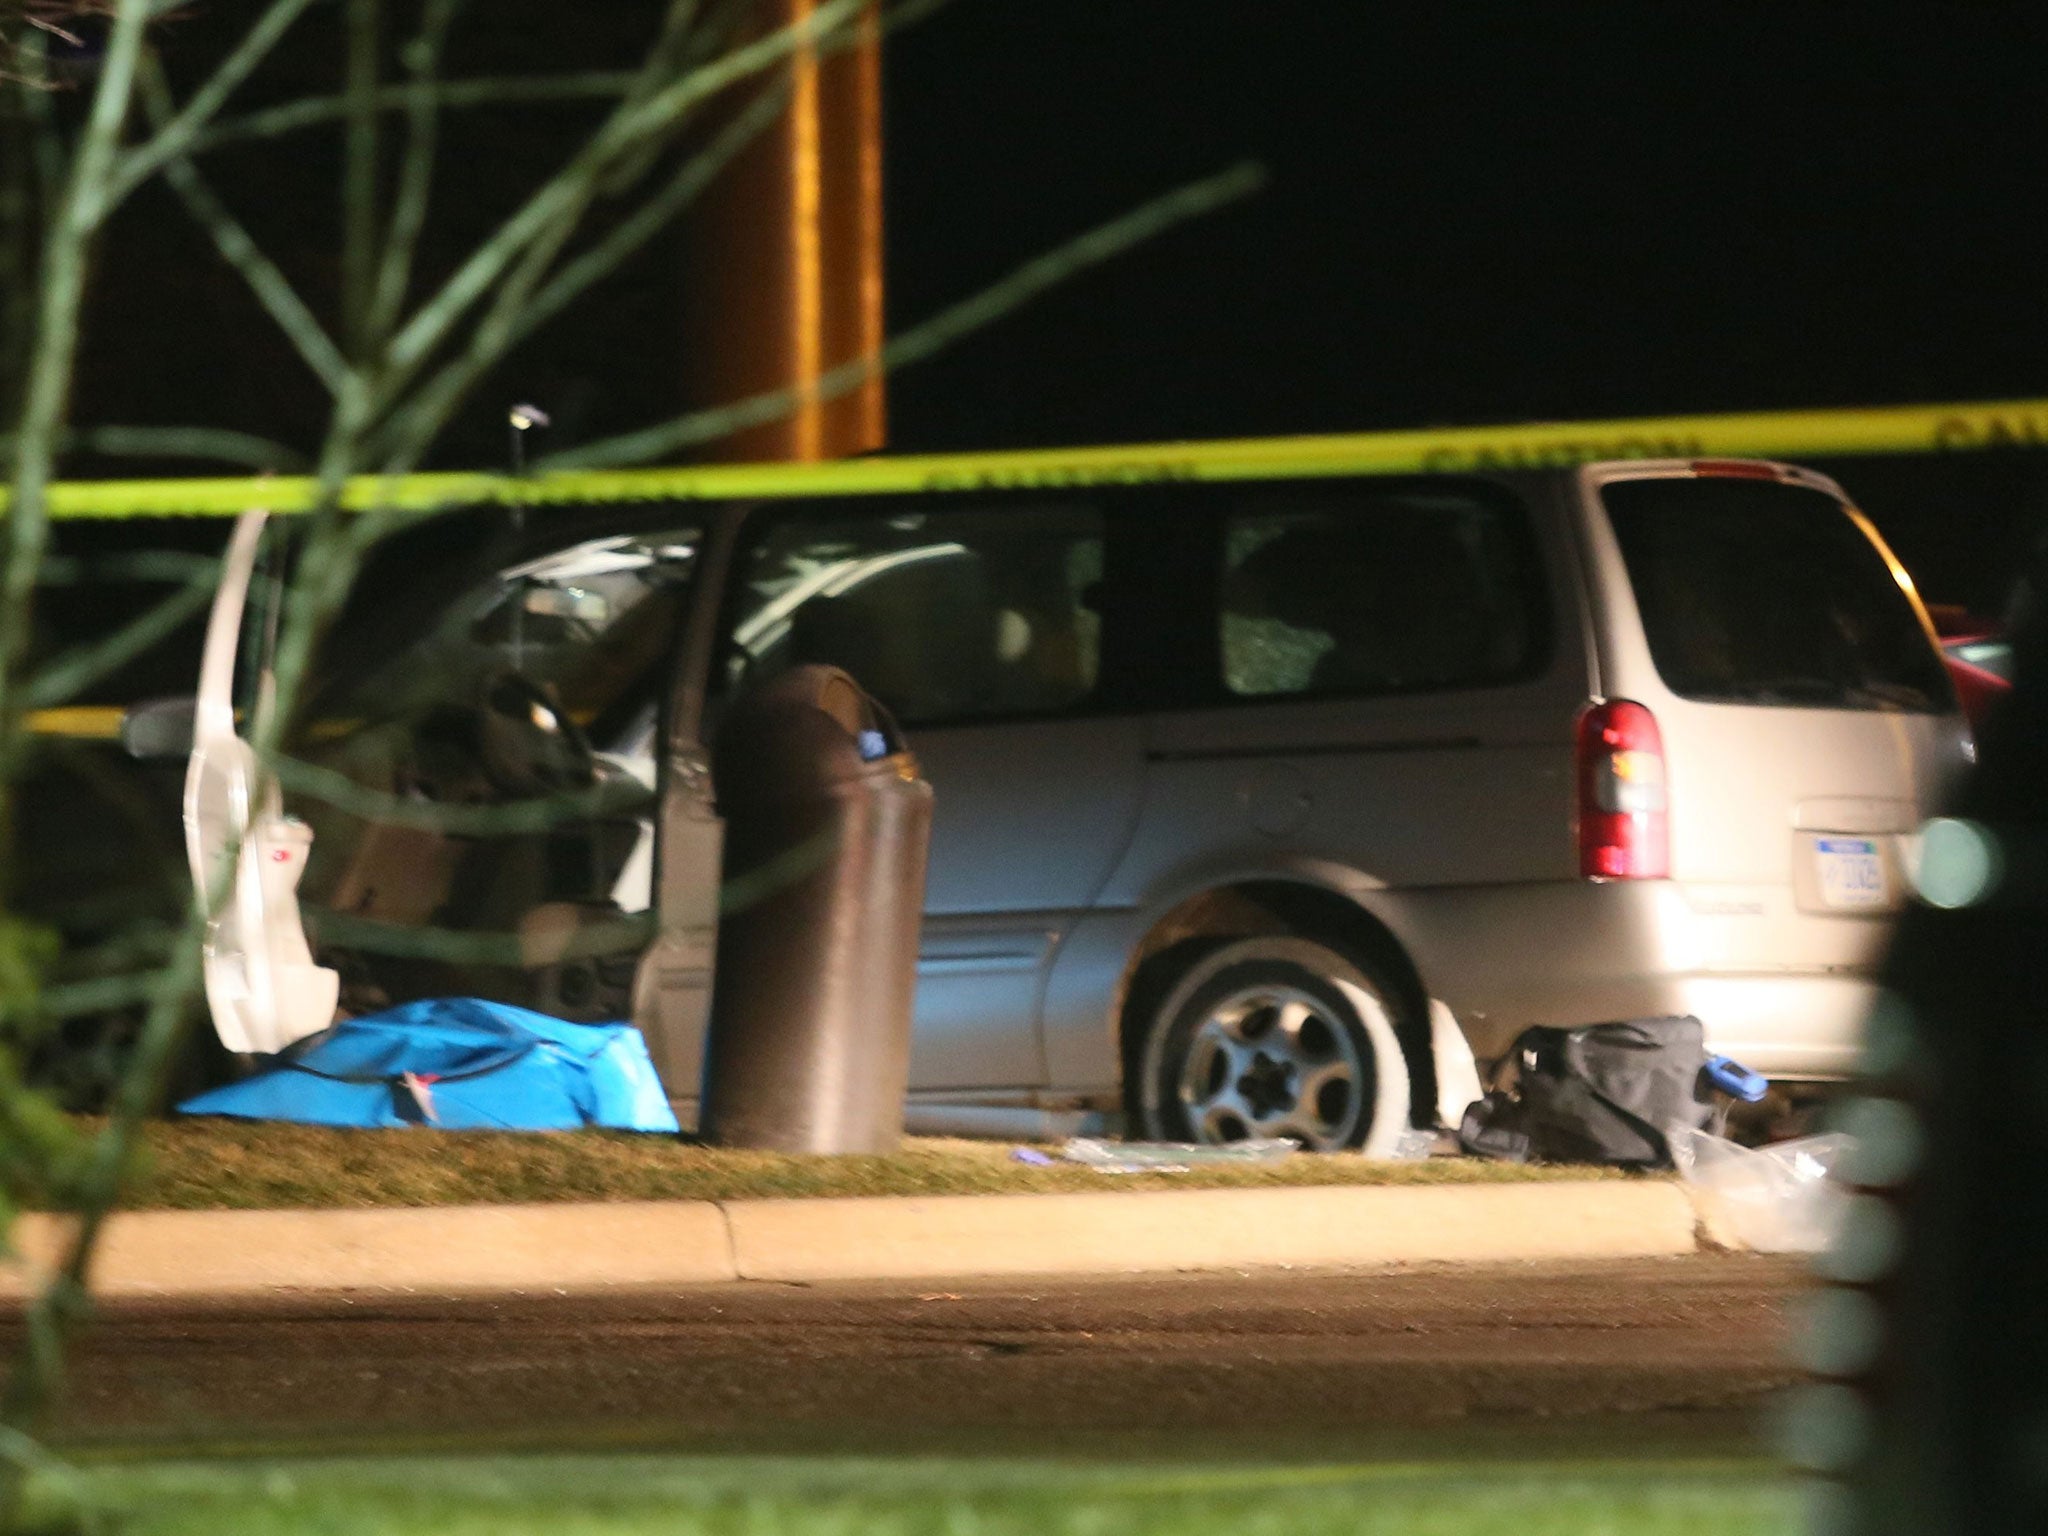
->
<box><xmin>305</xmin><ymin>526</ymin><xmax>701</xmax><ymax>797</ymax></box>
<box><xmin>1601</xmin><ymin>476</ymin><xmax>1954</xmax><ymax>713</ymax></box>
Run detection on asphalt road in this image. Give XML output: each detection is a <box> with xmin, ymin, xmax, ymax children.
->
<box><xmin>8</xmin><ymin>1253</ymin><xmax>1806</xmax><ymax>1458</ymax></box>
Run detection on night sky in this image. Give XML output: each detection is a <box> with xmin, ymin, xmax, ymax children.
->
<box><xmin>880</xmin><ymin>4</ymin><xmax>2048</xmax><ymax>609</ymax></box>
<box><xmin>55</xmin><ymin>2</ymin><xmax>2048</xmax><ymax>623</ymax></box>
<box><xmin>887</xmin><ymin>4</ymin><xmax>2047</xmax><ymax>442</ymax></box>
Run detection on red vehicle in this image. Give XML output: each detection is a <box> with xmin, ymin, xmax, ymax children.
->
<box><xmin>1926</xmin><ymin>605</ymin><xmax>2012</xmax><ymax>733</ymax></box>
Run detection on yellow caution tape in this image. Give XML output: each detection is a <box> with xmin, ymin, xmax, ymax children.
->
<box><xmin>23</xmin><ymin>705</ymin><xmax>126</xmax><ymax>739</ymax></box>
<box><xmin>4</xmin><ymin>394</ymin><xmax>2046</xmax><ymax>519</ymax></box>
<box><xmin>23</xmin><ymin>394</ymin><xmax>2045</xmax><ymax>739</ymax></box>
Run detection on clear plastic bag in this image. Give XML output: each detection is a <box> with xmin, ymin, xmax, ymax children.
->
<box><xmin>1667</xmin><ymin>1126</ymin><xmax>1853</xmax><ymax>1253</ymax></box>
<box><xmin>1385</xmin><ymin>1127</ymin><xmax>1440</xmax><ymax>1162</ymax></box>
<box><xmin>1059</xmin><ymin>1137</ymin><xmax>1298</xmax><ymax>1174</ymax></box>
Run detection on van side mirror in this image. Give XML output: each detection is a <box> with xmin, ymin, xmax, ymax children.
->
<box><xmin>122</xmin><ymin>695</ymin><xmax>197</xmax><ymax>760</ymax></box>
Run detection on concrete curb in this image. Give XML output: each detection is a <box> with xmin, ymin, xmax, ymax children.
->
<box><xmin>723</xmin><ymin>1181</ymin><xmax>1697</xmax><ymax>1282</ymax></box>
<box><xmin>2</xmin><ymin>1181</ymin><xmax>1699</xmax><ymax>1300</ymax></box>
<box><xmin>4</xmin><ymin>1203</ymin><xmax>739</xmax><ymax>1298</ymax></box>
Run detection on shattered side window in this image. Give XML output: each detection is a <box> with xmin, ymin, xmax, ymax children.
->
<box><xmin>1220</xmin><ymin>487</ymin><xmax>1543</xmax><ymax>698</ymax></box>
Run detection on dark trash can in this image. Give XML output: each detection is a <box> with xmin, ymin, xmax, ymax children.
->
<box><xmin>700</xmin><ymin>665</ymin><xmax>933</xmax><ymax>1153</ymax></box>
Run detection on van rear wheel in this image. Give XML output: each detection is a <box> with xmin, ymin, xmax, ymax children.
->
<box><xmin>1135</xmin><ymin>937</ymin><xmax>1412</xmax><ymax>1155</ymax></box>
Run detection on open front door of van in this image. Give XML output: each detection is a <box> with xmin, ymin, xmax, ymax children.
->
<box><xmin>184</xmin><ymin>510</ymin><xmax>339</xmax><ymax>1055</ymax></box>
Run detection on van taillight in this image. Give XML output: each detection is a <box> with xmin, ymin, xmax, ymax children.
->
<box><xmin>1576</xmin><ymin>700</ymin><xmax>1669</xmax><ymax>879</ymax></box>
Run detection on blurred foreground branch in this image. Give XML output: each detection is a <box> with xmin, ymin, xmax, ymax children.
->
<box><xmin>0</xmin><ymin>3</ymin><xmax>1269</xmax><ymax>1524</ymax></box>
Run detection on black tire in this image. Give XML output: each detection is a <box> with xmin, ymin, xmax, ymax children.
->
<box><xmin>1135</xmin><ymin>936</ymin><xmax>1412</xmax><ymax>1153</ymax></box>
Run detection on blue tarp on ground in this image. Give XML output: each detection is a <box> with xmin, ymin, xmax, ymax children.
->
<box><xmin>177</xmin><ymin>997</ymin><xmax>680</xmax><ymax>1133</ymax></box>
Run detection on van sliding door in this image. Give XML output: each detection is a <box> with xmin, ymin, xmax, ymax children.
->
<box><xmin>718</xmin><ymin>492</ymin><xmax>1146</xmax><ymax>1092</ymax></box>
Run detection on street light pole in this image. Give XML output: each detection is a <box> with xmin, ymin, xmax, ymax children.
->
<box><xmin>505</xmin><ymin>403</ymin><xmax>549</xmax><ymax>670</ymax></box>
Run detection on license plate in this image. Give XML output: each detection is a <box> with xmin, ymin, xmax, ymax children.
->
<box><xmin>1817</xmin><ymin>837</ymin><xmax>1888</xmax><ymax>909</ymax></box>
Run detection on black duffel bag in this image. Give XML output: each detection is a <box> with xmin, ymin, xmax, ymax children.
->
<box><xmin>1458</xmin><ymin>1015</ymin><xmax>1713</xmax><ymax>1168</ymax></box>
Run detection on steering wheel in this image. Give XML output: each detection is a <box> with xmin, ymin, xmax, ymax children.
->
<box><xmin>474</xmin><ymin>669</ymin><xmax>597</xmax><ymax>800</ymax></box>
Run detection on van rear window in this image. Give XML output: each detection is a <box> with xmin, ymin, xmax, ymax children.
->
<box><xmin>1601</xmin><ymin>476</ymin><xmax>1952</xmax><ymax>712</ymax></box>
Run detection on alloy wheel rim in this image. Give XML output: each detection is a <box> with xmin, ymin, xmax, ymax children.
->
<box><xmin>1176</xmin><ymin>983</ymin><xmax>1370</xmax><ymax>1150</ymax></box>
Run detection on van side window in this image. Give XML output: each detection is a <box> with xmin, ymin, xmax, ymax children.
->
<box><xmin>1219</xmin><ymin>489</ymin><xmax>1540</xmax><ymax>697</ymax></box>
<box><xmin>728</xmin><ymin>500</ymin><xmax>1105</xmax><ymax>726</ymax></box>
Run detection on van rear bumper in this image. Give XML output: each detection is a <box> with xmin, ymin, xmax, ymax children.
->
<box><xmin>1386</xmin><ymin>879</ymin><xmax>1882</xmax><ymax>1078</ymax></box>
<box><xmin>1647</xmin><ymin>974</ymin><xmax>1872</xmax><ymax>1079</ymax></box>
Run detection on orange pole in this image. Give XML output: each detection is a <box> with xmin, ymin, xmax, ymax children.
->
<box><xmin>682</xmin><ymin>1</ymin><xmax>886</xmax><ymax>463</ymax></box>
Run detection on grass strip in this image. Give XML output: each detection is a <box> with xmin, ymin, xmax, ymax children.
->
<box><xmin>32</xmin><ymin>1452</ymin><xmax>1799</xmax><ymax>1536</ymax></box>
<box><xmin>67</xmin><ymin>1118</ymin><xmax>1641</xmax><ymax>1211</ymax></box>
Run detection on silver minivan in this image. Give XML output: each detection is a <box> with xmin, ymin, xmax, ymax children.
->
<box><xmin>270</xmin><ymin>452</ymin><xmax>1970</xmax><ymax>1151</ymax></box>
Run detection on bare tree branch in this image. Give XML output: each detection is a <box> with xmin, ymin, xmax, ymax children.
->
<box><xmin>138</xmin><ymin>58</ymin><xmax>348</xmax><ymax>393</ymax></box>
<box><xmin>0</xmin><ymin>874</ymin><xmax>208</xmax><ymax>1445</ymax></box>
<box><xmin>0</xmin><ymin>424</ymin><xmax>306</xmax><ymax>469</ymax></box>
<box><xmin>0</xmin><ymin>0</ymin><xmax>154</xmax><ymax>758</ymax></box>
<box><xmin>365</xmin><ymin>0</ymin><xmax>464</xmax><ymax>344</ymax></box>
<box><xmin>100</xmin><ymin>0</ymin><xmax>318</xmax><ymax>207</ymax></box>
<box><xmin>370</xmin><ymin>0</ymin><xmax>955</xmax><ymax>460</ymax></box>
<box><xmin>308</xmin><ymin>908</ymin><xmax>654</xmax><ymax>966</ymax></box>
<box><xmin>59</xmin><ymin>423</ymin><xmax>309</xmax><ymax>470</ymax></box>
<box><xmin>255</xmin><ymin>6</ymin><xmax>804</xmax><ymax>729</ymax></box>
<box><xmin>371</xmin><ymin>78</ymin><xmax>790</xmax><ymax>464</ymax></box>
<box><xmin>366</xmin><ymin>0</ymin><xmax>720</xmax><ymax>455</ymax></box>
<box><xmin>21</xmin><ymin>563</ymin><xmax>214</xmax><ymax>709</ymax></box>
<box><xmin>592</xmin><ymin>0</ymin><xmax>703</xmax><ymax>198</ymax></box>
<box><xmin>101</xmin><ymin>0</ymin><xmax>320</xmax><ymax>208</ymax></box>
<box><xmin>24</xmin><ymin>27</ymin><xmax>62</xmax><ymax>196</ymax></box>
<box><xmin>34</xmin><ymin>548</ymin><xmax>217</xmax><ymax>585</ymax></box>
<box><xmin>340</xmin><ymin>0</ymin><xmax>383</xmax><ymax>360</ymax></box>
<box><xmin>384</xmin><ymin>0</ymin><xmax>872</xmax><ymax>378</ymax></box>
<box><xmin>0</xmin><ymin>62</ymin><xmax>54</xmax><ymax>435</ymax></box>
<box><xmin>187</xmin><ymin>72</ymin><xmax>638</xmax><ymax>156</ymax></box>
<box><xmin>269</xmin><ymin>750</ymin><xmax>652</xmax><ymax>836</ymax></box>
<box><xmin>0</xmin><ymin>3</ymin><xmax>161</xmax><ymax>1489</ymax></box>
<box><xmin>3</xmin><ymin>2</ymin><xmax>1192</xmax><ymax>1502</ymax></box>
<box><xmin>27</xmin><ymin>970</ymin><xmax>162</xmax><ymax>1022</ymax></box>
<box><xmin>546</xmin><ymin>159</ymin><xmax>1272</xmax><ymax>469</ymax></box>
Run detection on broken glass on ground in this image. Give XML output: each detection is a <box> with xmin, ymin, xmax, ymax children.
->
<box><xmin>1059</xmin><ymin>1136</ymin><xmax>1299</xmax><ymax>1174</ymax></box>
